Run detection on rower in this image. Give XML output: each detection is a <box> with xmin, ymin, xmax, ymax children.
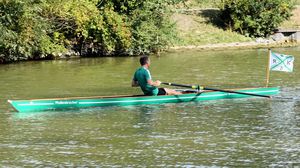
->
<box><xmin>132</xmin><ymin>56</ymin><xmax>182</xmax><ymax>96</ymax></box>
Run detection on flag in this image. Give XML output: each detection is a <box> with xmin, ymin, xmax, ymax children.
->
<box><xmin>269</xmin><ymin>51</ymin><xmax>294</xmax><ymax>72</ymax></box>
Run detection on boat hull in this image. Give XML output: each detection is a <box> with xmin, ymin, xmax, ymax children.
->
<box><xmin>8</xmin><ymin>87</ymin><xmax>279</xmax><ymax>112</ymax></box>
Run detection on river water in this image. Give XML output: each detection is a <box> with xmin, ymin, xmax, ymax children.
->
<box><xmin>0</xmin><ymin>48</ymin><xmax>299</xmax><ymax>167</ymax></box>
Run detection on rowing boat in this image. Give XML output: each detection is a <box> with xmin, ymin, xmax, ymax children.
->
<box><xmin>7</xmin><ymin>87</ymin><xmax>279</xmax><ymax>112</ymax></box>
<box><xmin>8</xmin><ymin>87</ymin><xmax>279</xmax><ymax>112</ymax></box>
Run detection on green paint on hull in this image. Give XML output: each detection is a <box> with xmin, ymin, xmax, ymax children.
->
<box><xmin>8</xmin><ymin>87</ymin><xmax>279</xmax><ymax>112</ymax></box>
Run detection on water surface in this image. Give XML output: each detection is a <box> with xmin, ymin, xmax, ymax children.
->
<box><xmin>0</xmin><ymin>48</ymin><xmax>299</xmax><ymax>167</ymax></box>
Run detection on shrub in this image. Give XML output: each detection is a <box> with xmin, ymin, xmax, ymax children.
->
<box><xmin>219</xmin><ymin>0</ymin><xmax>294</xmax><ymax>37</ymax></box>
<box><xmin>0</xmin><ymin>0</ymin><xmax>66</xmax><ymax>63</ymax></box>
<box><xmin>0</xmin><ymin>0</ymin><xmax>183</xmax><ymax>63</ymax></box>
<box><xmin>94</xmin><ymin>0</ymin><xmax>179</xmax><ymax>55</ymax></box>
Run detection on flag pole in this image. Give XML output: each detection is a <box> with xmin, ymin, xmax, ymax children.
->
<box><xmin>265</xmin><ymin>49</ymin><xmax>271</xmax><ymax>87</ymax></box>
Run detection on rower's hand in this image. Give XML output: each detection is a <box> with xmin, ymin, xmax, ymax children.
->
<box><xmin>155</xmin><ymin>80</ymin><xmax>161</xmax><ymax>86</ymax></box>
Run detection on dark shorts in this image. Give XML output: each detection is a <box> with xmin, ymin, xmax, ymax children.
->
<box><xmin>158</xmin><ymin>88</ymin><xmax>167</xmax><ymax>95</ymax></box>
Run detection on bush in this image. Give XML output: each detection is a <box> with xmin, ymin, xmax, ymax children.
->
<box><xmin>93</xmin><ymin>0</ymin><xmax>179</xmax><ymax>55</ymax></box>
<box><xmin>0</xmin><ymin>0</ymin><xmax>66</xmax><ymax>63</ymax></box>
<box><xmin>219</xmin><ymin>0</ymin><xmax>294</xmax><ymax>37</ymax></box>
<box><xmin>129</xmin><ymin>0</ymin><xmax>178</xmax><ymax>54</ymax></box>
<box><xmin>0</xmin><ymin>0</ymin><xmax>183</xmax><ymax>63</ymax></box>
<box><xmin>40</xmin><ymin>0</ymin><xmax>104</xmax><ymax>56</ymax></box>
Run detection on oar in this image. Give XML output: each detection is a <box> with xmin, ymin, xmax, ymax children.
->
<box><xmin>162</xmin><ymin>82</ymin><xmax>271</xmax><ymax>98</ymax></box>
<box><xmin>162</xmin><ymin>82</ymin><xmax>201</xmax><ymax>90</ymax></box>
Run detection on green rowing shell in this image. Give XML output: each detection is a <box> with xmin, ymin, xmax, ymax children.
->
<box><xmin>8</xmin><ymin>87</ymin><xmax>279</xmax><ymax>112</ymax></box>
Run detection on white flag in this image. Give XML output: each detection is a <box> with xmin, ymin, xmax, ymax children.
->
<box><xmin>270</xmin><ymin>51</ymin><xmax>294</xmax><ymax>72</ymax></box>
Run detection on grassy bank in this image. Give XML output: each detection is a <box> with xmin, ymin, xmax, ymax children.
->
<box><xmin>171</xmin><ymin>11</ymin><xmax>252</xmax><ymax>46</ymax></box>
<box><xmin>184</xmin><ymin>0</ymin><xmax>220</xmax><ymax>8</ymax></box>
<box><xmin>171</xmin><ymin>1</ymin><xmax>300</xmax><ymax>48</ymax></box>
<box><xmin>280</xmin><ymin>6</ymin><xmax>300</xmax><ymax>29</ymax></box>
<box><xmin>190</xmin><ymin>0</ymin><xmax>300</xmax><ymax>8</ymax></box>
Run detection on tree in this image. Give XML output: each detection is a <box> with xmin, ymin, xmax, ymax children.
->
<box><xmin>219</xmin><ymin>0</ymin><xmax>294</xmax><ymax>37</ymax></box>
<box><xmin>0</xmin><ymin>0</ymin><xmax>66</xmax><ymax>63</ymax></box>
<box><xmin>0</xmin><ymin>0</ymin><xmax>185</xmax><ymax>63</ymax></box>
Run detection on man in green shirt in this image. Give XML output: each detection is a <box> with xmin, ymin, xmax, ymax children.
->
<box><xmin>132</xmin><ymin>56</ymin><xmax>182</xmax><ymax>96</ymax></box>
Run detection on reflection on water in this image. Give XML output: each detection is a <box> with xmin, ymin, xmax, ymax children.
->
<box><xmin>0</xmin><ymin>48</ymin><xmax>300</xmax><ymax>167</ymax></box>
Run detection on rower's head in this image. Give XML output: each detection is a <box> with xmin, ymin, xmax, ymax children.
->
<box><xmin>140</xmin><ymin>56</ymin><xmax>150</xmax><ymax>68</ymax></box>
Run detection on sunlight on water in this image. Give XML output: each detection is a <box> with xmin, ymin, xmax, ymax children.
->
<box><xmin>0</xmin><ymin>48</ymin><xmax>300</xmax><ymax>167</ymax></box>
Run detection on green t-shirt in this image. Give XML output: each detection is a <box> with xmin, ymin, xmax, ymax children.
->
<box><xmin>133</xmin><ymin>67</ymin><xmax>158</xmax><ymax>96</ymax></box>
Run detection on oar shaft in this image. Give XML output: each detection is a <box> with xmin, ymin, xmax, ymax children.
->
<box><xmin>162</xmin><ymin>82</ymin><xmax>271</xmax><ymax>98</ymax></box>
<box><xmin>204</xmin><ymin>87</ymin><xmax>271</xmax><ymax>98</ymax></box>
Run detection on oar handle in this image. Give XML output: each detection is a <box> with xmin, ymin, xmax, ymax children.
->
<box><xmin>162</xmin><ymin>82</ymin><xmax>202</xmax><ymax>90</ymax></box>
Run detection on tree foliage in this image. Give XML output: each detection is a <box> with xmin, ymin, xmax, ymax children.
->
<box><xmin>0</xmin><ymin>0</ymin><xmax>66</xmax><ymax>63</ymax></box>
<box><xmin>0</xmin><ymin>0</ymin><xmax>183</xmax><ymax>63</ymax></box>
<box><xmin>219</xmin><ymin>0</ymin><xmax>294</xmax><ymax>37</ymax></box>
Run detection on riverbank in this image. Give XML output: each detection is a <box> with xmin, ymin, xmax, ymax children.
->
<box><xmin>169</xmin><ymin>41</ymin><xmax>299</xmax><ymax>51</ymax></box>
<box><xmin>170</xmin><ymin>5</ymin><xmax>300</xmax><ymax>51</ymax></box>
<box><xmin>0</xmin><ymin>1</ymin><xmax>299</xmax><ymax>63</ymax></box>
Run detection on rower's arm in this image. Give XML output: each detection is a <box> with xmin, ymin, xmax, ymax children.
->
<box><xmin>147</xmin><ymin>79</ymin><xmax>161</xmax><ymax>87</ymax></box>
<box><xmin>132</xmin><ymin>80</ymin><xmax>139</xmax><ymax>87</ymax></box>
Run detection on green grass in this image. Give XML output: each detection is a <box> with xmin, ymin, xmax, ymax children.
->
<box><xmin>187</xmin><ymin>0</ymin><xmax>220</xmax><ymax>8</ymax></box>
<box><xmin>172</xmin><ymin>0</ymin><xmax>299</xmax><ymax>46</ymax></box>
<box><xmin>280</xmin><ymin>5</ymin><xmax>300</xmax><ymax>29</ymax></box>
<box><xmin>188</xmin><ymin>0</ymin><xmax>300</xmax><ymax>7</ymax></box>
<box><xmin>172</xmin><ymin>10</ymin><xmax>252</xmax><ymax>46</ymax></box>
